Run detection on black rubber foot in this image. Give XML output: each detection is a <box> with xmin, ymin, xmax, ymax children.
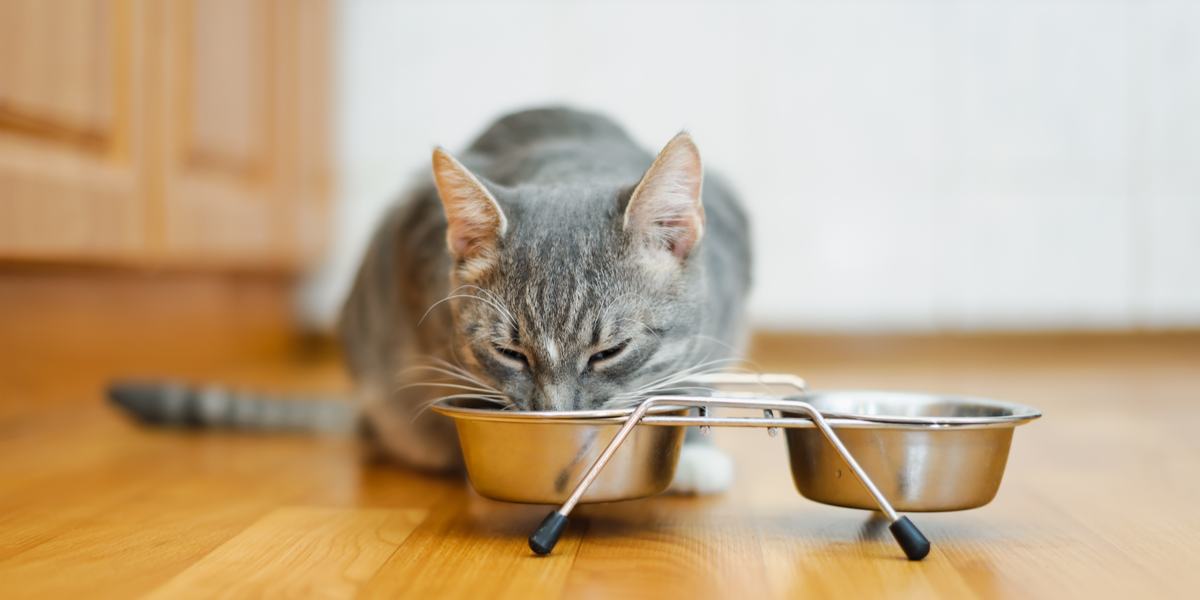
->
<box><xmin>889</xmin><ymin>516</ymin><xmax>931</xmax><ymax>560</ymax></box>
<box><xmin>529</xmin><ymin>511</ymin><xmax>568</xmax><ymax>555</ymax></box>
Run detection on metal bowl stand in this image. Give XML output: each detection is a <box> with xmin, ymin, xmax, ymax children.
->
<box><xmin>527</xmin><ymin>374</ymin><xmax>933</xmax><ymax>561</ymax></box>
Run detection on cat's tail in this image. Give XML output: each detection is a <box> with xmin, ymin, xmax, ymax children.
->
<box><xmin>107</xmin><ymin>380</ymin><xmax>357</xmax><ymax>433</ymax></box>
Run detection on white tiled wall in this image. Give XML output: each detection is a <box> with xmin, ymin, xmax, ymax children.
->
<box><xmin>299</xmin><ymin>0</ymin><xmax>1200</xmax><ymax>332</ymax></box>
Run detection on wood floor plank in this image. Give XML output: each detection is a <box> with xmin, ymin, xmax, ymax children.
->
<box><xmin>3</xmin><ymin>329</ymin><xmax>1199</xmax><ymax>598</ymax></box>
<box><xmin>147</xmin><ymin>508</ymin><xmax>425</xmax><ymax>600</ymax></box>
<box><xmin>563</xmin><ymin>508</ymin><xmax>772</xmax><ymax>599</ymax></box>
<box><xmin>360</xmin><ymin>491</ymin><xmax>585</xmax><ymax>600</ymax></box>
<box><xmin>756</xmin><ymin>517</ymin><xmax>980</xmax><ymax>599</ymax></box>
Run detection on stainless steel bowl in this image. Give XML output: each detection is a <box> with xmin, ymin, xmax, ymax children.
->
<box><xmin>783</xmin><ymin>391</ymin><xmax>1042</xmax><ymax>512</ymax></box>
<box><xmin>433</xmin><ymin>399</ymin><xmax>687</xmax><ymax>504</ymax></box>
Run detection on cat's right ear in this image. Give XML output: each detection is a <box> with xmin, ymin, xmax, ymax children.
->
<box><xmin>624</xmin><ymin>132</ymin><xmax>705</xmax><ymax>262</ymax></box>
<box><xmin>431</xmin><ymin>148</ymin><xmax>507</xmax><ymax>265</ymax></box>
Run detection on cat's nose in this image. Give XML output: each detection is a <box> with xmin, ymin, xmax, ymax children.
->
<box><xmin>535</xmin><ymin>381</ymin><xmax>576</xmax><ymax>411</ymax></box>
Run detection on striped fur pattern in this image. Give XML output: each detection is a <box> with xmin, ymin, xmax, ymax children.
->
<box><xmin>339</xmin><ymin>108</ymin><xmax>753</xmax><ymax>471</ymax></box>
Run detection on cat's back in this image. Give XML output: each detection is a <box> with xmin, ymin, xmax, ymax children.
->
<box><xmin>467</xmin><ymin>107</ymin><xmax>633</xmax><ymax>157</ymax></box>
<box><xmin>463</xmin><ymin>108</ymin><xmax>650</xmax><ymax>185</ymax></box>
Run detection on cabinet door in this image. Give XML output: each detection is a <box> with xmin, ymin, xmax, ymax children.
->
<box><xmin>0</xmin><ymin>0</ymin><xmax>329</xmax><ymax>269</ymax></box>
<box><xmin>0</xmin><ymin>0</ymin><xmax>146</xmax><ymax>261</ymax></box>
<box><xmin>158</xmin><ymin>0</ymin><xmax>329</xmax><ymax>268</ymax></box>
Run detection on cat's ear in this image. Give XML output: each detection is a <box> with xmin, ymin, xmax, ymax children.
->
<box><xmin>623</xmin><ymin>132</ymin><xmax>705</xmax><ymax>261</ymax></box>
<box><xmin>431</xmin><ymin>147</ymin><xmax>507</xmax><ymax>264</ymax></box>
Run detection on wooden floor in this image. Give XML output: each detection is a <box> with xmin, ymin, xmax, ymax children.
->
<box><xmin>2</xmin><ymin>324</ymin><xmax>1199</xmax><ymax>598</ymax></box>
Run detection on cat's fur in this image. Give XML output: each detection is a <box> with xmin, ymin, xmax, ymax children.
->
<box><xmin>338</xmin><ymin>108</ymin><xmax>753</xmax><ymax>486</ymax></box>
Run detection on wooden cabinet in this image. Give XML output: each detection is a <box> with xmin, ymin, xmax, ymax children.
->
<box><xmin>0</xmin><ymin>0</ymin><xmax>145</xmax><ymax>260</ymax></box>
<box><xmin>0</xmin><ymin>0</ymin><xmax>329</xmax><ymax>270</ymax></box>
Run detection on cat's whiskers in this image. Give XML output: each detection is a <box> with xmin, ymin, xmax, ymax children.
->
<box><xmin>439</xmin><ymin>348</ymin><xmax>485</xmax><ymax>384</ymax></box>
<box><xmin>409</xmin><ymin>393</ymin><xmax>512</xmax><ymax>423</ymax></box>
<box><xmin>684</xmin><ymin>333</ymin><xmax>739</xmax><ymax>355</ymax></box>
<box><xmin>600</xmin><ymin>357</ymin><xmax>751</xmax><ymax>408</ymax></box>
<box><xmin>632</xmin><ymin>340</ymin><xmax>731</xmax><ymax>384</ymax></box>
<box><xmin>418</xmin><ymin>288</ymin><xmax>517</xmax><ymax>329</ymax></box>
<box><xmin>424</xmin><ymin>354</ymin><xmax>481</xmax><ymax>381</ymax></box>
<box><xmin>410</xmin><ymin>290</ymin><xmax>753</xmax><ymax>414</ymax></box>
<box><xmin>608</xmin><ymin>383</ymin><xmax>717</xmax><ymax>399</ymax></box>
<box><xmin>398</xmin><ymin>352</ymin><xmax>514</xmax><ymax>421</ymax></box>
<box><xmin>454</xmin><ymin>285</ymin><xmax>518</xmax><ymax>329</ymax></box>
<box><xmin>605</xmin><ymin>379</ymin><xmax>720</xmax><ymax>404</ymax></box>
<box><xmin>418</xmin><ymin>294</ymin><xmax>510</xmax><ymax>327</ymax></box>
<box><xmin>604</xmin><ymin>385</ymin><xmax>717</xmax><ymax>407</ymax></box>
<box><xmin>396</xmin><ymin>381</ymin><xmax>506</xmax><ymax>395</ymax></box>
<box><xmin>628</xmin><ymin>356</ymin><xmax>745</xmax><ymax>393</ymax></box>
<box><xmin>399</xmin><ymin>363</ymin><xmax>501</xmax><ymax>394</ymax></box>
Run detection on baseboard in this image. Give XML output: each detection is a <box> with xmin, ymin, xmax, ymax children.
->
<box><xmin>0</xmin><ymin>267</ymin><xmax>305</xmax><ymax>374</ymax></box>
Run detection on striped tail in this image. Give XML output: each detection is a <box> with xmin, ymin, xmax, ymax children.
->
<box><xmin>107</xmin><ymin>380</ymin><xmax>356</xmax><ymax>433</ymax></box>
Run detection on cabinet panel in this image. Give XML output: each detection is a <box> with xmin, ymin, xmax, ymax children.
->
<box><xmin>160</xmin><ymin>0</ymin><xmax>328</xmax><ymax>267</ymax></box>
<box><xmin>0</xmin><ymin>0</ymin><xmax>143</xmax><ymax>259</ymax></box>
<box><xmin>0</xmin><ymin>0</ymin><xmax>116</xmax><ymax>140</ymax></box>
<box><xmin>185</xmin><ymin>0</ymin><xmax>269</xmax><ymax>173</ymax></box>
<box><xmin>0</xmin><ymin>0</ymin><xmax>329</xmax><ymax>269</ymax></box>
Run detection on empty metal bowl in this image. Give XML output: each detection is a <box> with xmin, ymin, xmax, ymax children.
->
<box><xmin>433</xmin><ymin>399</ymin><xmax>687</xmax><ymax>504</ymax></box>
<box><xmin>783</xmin><ymin>391</ymin><xmax>1042</xmax><ymax>512</ymax></box>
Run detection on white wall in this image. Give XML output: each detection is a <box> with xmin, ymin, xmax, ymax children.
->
<box><xmin>300</xmin><ymin>0</ymin><xmax>1200</xmax><ymax>332</ymax></box>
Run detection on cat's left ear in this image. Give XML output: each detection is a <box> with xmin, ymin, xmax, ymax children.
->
<box><xmin>624</xmin><ymin>132</ymin><xmax>705</xmax><ymax>261</ymax></box>
<box><xmin>431</xmin><ymin>147</ymin><xmax>508</xmax><ymax>265</ymax></box>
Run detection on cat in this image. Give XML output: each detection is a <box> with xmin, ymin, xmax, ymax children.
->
<box><xmin>339</xmin><ymin>108</ymin><xmax>752</xmax><ymax>493</ymax></box>
<box><xmin>110</xmin><ymin>107</ymin><xmax>752</xmax><ymax>494</ymax></box>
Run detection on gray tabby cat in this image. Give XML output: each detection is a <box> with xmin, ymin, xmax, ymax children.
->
<box><xmin>109</xmin><ymin>108</ymin><xmax>752</xmax><ymax>494</ymax></box>
<box><xmin>340</xmin><ymin>108</ymin><xmax>752</xmax><ymax>492</ymax></box>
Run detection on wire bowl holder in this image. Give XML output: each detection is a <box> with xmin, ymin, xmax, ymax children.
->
<box><xmin>434</xmin><ymin>373</ymin><xmax>1042</xmax><ymax>561</ymax></box>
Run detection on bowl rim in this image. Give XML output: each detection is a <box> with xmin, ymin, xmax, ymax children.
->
<box><xmin>431</xmin><ymin>397</ymin><xmax>688</xmax><ymax>424</ymax></box>
<box><xmin>791</xmin><ymin>389</ymin><xmax>1043</xmax><ymax>427</ymax></box>
<box><xmin>432</xmin><ymin>390</ymin><xmax>1042</xmax><ymax>428</ymax></box>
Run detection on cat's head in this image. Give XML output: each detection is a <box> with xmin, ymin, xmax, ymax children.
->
<box><xmin>431</xmin><ymin>133</ymin><xmax>708</xmax><ymax>411</ymax></box>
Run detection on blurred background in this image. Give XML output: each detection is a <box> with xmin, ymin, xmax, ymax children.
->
<box><xmin>305</xmin><ymin>0</ymin><xmax>1200</xmax><ymax>333</ymax></box>
<box><xmin>1</xmin><ymin>0</ymin><xmax>1197</xmax><ymax>364</ymax></box>
<box><xmin>302</xmin><ymin>0</ymin><xmax>1200</xmax><ymax>333</ymax></box>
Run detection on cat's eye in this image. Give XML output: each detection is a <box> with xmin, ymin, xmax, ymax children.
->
<box><xmin>588</xmin><ymin>340</ymin><xmax>629</xmax><ymax>368</ymax></box>
<box><xmin>492</xmin><ymin>344</ymin><xmax>529</xmax><ymax>368</ymax></box>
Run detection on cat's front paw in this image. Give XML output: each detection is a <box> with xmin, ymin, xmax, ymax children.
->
<box><xmin>667</xmin><ymin>443</ymin><xmax>734</xmax><ymax>495</ymax></box>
